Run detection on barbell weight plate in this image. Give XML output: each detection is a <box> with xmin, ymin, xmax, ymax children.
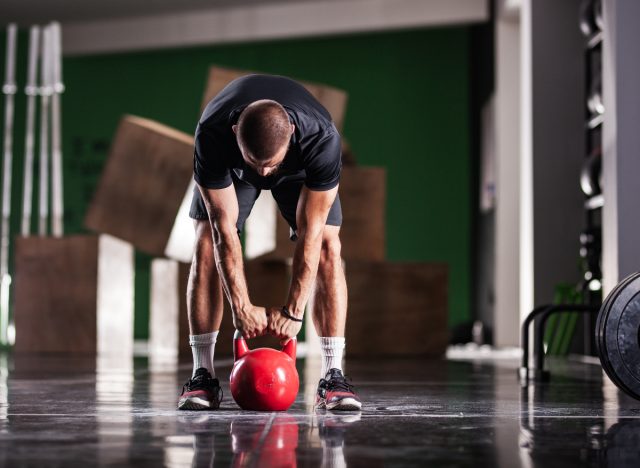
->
<box><xmin>579</xmin><ymin>0</ymin><xmax>597</xmax><ymax>37</ymax></box>
<box><xmin>596</xmin><ymin>272</ymin><xmax>637</xmax><ymax>350</ymax></box>
<box><xmin>594</xmin><ymin>0</ymin><xmax>604</xmax><ymax>31</ymax></box>
<box><xmin>598</xmin><ymin>273</ymin><xmax>640</xmax><ymax>393</ymax></box>
<box><xmin>599</xmin><ymin>273</ymin><xmax>640</xmax><ymax>400</ymax></box>
<box><xmin>596</xmin><ymin>272</ymin><xmax>640</xmax><ymax>393</ymax></box>
<box><xmin>580</xmin><ymin>151</ymin><xmax>602</xmax><ymax>197</ymax></box>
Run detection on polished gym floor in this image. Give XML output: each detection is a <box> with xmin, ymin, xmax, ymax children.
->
<box><xmin>1</xmin><ymin>350</ymin><xmax>639</xmax><ymax>467</ymax></box>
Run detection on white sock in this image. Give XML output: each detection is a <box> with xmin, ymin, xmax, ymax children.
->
<box><xmin>320</xmin><ymin>336</ymin><xmax>345</xmax><ymax>378</ymax></box>
<box><xmin>189</xmin><ymin>331</ymin><xmax>219</xmax><ymax>378</ymax></box>
<box><xmin>322</xmin><ymin>445</ymin><xmax>347</xmax><ymax>468</ymax></box>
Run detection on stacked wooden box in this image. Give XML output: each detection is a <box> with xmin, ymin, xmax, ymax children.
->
<box><xmin>13</xmin><ymin>234</ymin><xmax>134</xmax><ymax>355</ymax></box>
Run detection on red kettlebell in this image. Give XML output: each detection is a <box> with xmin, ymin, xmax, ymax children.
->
<box><xmin>230</xmin><ymin>330</ymin><xmax>299</xmax><ymax>411</ymax></box>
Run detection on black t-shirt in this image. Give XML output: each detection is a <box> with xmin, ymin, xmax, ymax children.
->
<box><xmin>194</xmin><ymin>74</ymin><xmax>342</xmax><ymax>191</ymax></box>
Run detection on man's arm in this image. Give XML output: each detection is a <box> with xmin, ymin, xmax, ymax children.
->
<box><xmin>269</xmin><ymin>185</ymin><xmax>338</xmax><ymax>341</ymax></box>
<box><xmin>198</xmin><ymin>184</ymin><xmax>267</xmax><ymax>339</ymax></box>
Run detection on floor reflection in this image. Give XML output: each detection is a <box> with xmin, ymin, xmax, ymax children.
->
<box><xmin>518</xmin><ymin>366</ymin><xmax>640</xmax><ymax>468</ymax></box>
<box><xmin>165</xmin><ymin>411</ymin><xmax>363</xmax><ymax>468</ymax></box>
<box><xmin>314</xmin><ymin>413</ymin><xmax>360</xmax><ymax>468</ymax></box>
<box><xmin>96</xmin><ymin>356</ymin><xmax>134</xmax><ymax>465</ymax></box>
<box><xmin>0</xmin><ymin>352</ymin><xmax>640</xmax><ymax>467</ymax></box>
<box><xmin>0</xmin><ymin>353</ymin><xmax>7</xmax><ymax>433</ymax></box>
<box><xmin>230</xmin><ymin>414</ymin><xmax>298</xmax><ymax>467</ymax></box>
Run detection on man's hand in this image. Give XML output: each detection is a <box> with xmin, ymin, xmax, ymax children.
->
<box><xmin>233</xmin><ymin>305</ymin><xmax>269</xmax><ymax>339</ymax></box>
<box><xmin>267</xmin><ymin>307</ymin><xmax>303</xmax><ymax>344</ymax></box>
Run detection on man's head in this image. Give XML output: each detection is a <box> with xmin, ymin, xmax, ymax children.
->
<box><xmin>233</xmin><ymin>99</ymin><xmax>295</xmax><ymax>177</ymax></box>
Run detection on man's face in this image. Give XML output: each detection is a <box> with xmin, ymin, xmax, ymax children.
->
<box><xmin>233</xmin><ymin>123</ymin><xmax>294</xmax><ymax>177</ymax></box>
<box><xmin>242</xmin><ymin>144</ymin><xmax>288</xmax><ymax>177</ymax></box>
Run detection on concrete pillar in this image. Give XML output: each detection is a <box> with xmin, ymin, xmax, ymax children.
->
<box><xmin>601</xmin><ymin>0</ymin><xmax>640</xmax><ymax>293</ymax></box>
<box><xmin>520</xmin><ymin>0</ymin><xmax>585</xmax><ymax>319</ymax></box>
<box><xmin>494</xmin><ymin>0</ymin><xmax>521</xmax><ymax>347</ymax></box>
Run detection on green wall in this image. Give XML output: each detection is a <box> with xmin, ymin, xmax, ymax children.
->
<box><xmin>2</xmin><ymin>27</ymin><xmax>471</xmax><ymax>338</ymax></box>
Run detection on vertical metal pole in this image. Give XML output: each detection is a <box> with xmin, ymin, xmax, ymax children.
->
<box><xmin>50</xmin><ymin>22</ymin><xmax>64</xmax><ymax>237</ymax></box>
<box><xmin>21</xmin><ymin>26</ymin><xmax>40</xmax><ymax>237</ymax></box>
<box><xmin>38</xmin><ymin>25</ymin><xmax>52</xmax><ymax>237</ymax></box>
<box><xmin>1</xmin><ymin>24</ymin><xmax>18</xmax><ymax>346</ymax></box>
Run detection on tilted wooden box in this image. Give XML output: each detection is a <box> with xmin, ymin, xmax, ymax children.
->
<box><xmin>201</xmin><ymin>66</ymin><xmax>348</xmax><ymax>132</ymax></box>
<box><xmin>84</xmin><ymin>115</ymin><xmax>194</xmax><ymax>258</ymax></box>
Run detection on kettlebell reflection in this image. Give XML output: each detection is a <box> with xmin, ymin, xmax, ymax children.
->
<box><xmin>231</xmin><ymin>415</ymin><xmax>299</xmax><ymax>468</ymax></box>
<box><xmin>177</xmin><ymin>412</ymin><xmax>363</xmax><ymax>468</ymax></box>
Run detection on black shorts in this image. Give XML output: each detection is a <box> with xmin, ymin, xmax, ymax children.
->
<box><xmin>189</xmin><ymin>173</ymin><xmax>342</xmax><ymax>240</ymax></box>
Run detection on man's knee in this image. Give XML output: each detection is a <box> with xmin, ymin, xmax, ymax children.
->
<box><xmin>192</xmin><ymin>220</ymin><xmax>215</xmax><ymax>271</ymax></box>
<box><xmin>319</xmin><ymin>228</ymin><xmax>342</xmax><ymax>267</ymax></box>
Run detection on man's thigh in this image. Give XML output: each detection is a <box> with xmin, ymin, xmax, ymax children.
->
<box><xmin>189</xmin><ymin>176</ymin><xmax>261</xmax><ymax>235</ymax></box>
<box><xmin>270</xmin><ymin>179</ymin><xmax>342</xmax><ymax>240</ymax></box>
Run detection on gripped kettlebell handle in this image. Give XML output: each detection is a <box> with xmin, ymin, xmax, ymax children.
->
<box><xmin>233</xmin><ymin>330</ymin><xmax>297</xmax><ymax>362</ymax></box>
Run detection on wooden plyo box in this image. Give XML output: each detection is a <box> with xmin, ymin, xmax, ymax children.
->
<box><xmin>201</xmin><ymin>66</ymin><xmax>348</xmax><ymax>132</ymax></box>
<box><xmin>149</xmin><ymin>259</ymin><xmax>290</xmax><ymax>359</ymax></box>
<box><xmin>245</xmin><ymin>166</ymin><xmax>386</xmax><ymax>261</ymax></box>
<box><xmin>13</xmin><ymin>235</ymin><xmax>134</xmax><ymax>355</ymax></box>
<box><xmin>84</xmin><ymin>115</ymin><xmax>195</xmax><ymax>258</ymax></box>
<box><xmin>343</xmin><ymin>262</ymin><xmax>449</xmax><ymax>357</ymax></box>
<box><xmin>150</xmin><ymin>259</ymin><xmax>448</xmax><ymax>359</ymax></box>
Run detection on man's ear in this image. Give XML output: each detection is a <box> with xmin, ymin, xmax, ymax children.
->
<box><xmin>232</xmin><ymin>124</ymin><xmax>238</xmax><ymax>134</ymax></box>
<box><xmin>290</xmin><ymin>123</ymin><xmax>295</xmax><ymax>135</ymax></box>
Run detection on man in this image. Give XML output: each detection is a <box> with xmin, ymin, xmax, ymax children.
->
<box><xmin>178</xmin><ymin>74</ymin><xmax>361</xmax><ymax>412</ymax></box>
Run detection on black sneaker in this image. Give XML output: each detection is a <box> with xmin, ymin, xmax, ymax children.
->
<box><xmin>315</xmin><ymin>368</ymin><xmax>362</xmax><ymax>411</ymax></box>
<box><xmin>178</xmin><ymin>368</ymin><xmax>223</xmax><ymax>410</ymax></box>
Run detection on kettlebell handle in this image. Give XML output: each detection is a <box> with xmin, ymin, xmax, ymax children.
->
<box><xmin>233</xmin><ymin>330</ymin><xmax>297</xmax><ymax>361</ymax></box>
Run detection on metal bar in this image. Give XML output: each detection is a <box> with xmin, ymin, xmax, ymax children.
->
<box><xmin>534</xmin><ymin>305</ymin><xmax>600</xmax><ymax>372</ymax></box>
<box><xmin>520</xmin><ymin>305</ymin><xmax>554</xmax><ymax>370</ymax></box>
<box><xmin>1</xmin><ymin>24</ymin><xmax>18</xmax><ymax>346</ymax></box>
<box><xmin>50</xmin><ymin>22</ymin><xmax>64</xmax><ymax>237</ymax></box>
<box><xmin>543</xmin><ymin>313</ymin><xmax>559</xmax><ymax>355</ymax></box>
<box><xmin>21</xmin><ymin>26</ymin><xmax>41</xmax><ymax>236</ymax></box>
<box><xmin>38</xmin><ymin>26</ymin><xmax>53</xmax><ymax>237</ymax></box>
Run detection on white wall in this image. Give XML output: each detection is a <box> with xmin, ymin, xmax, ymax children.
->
<box><xmin>602</xmin><ymin>0</ymin><xmax>640</xmax><ymax>293</ymax></box>
<box><xmin>520</xmin><ymin>0</ymin><xmax>585</xmax><ymax>317</ymax></box>
<box><xmin>61</xmin><ymin>0</ymin><xmax>488</xmax><ymax>55</ymax></box>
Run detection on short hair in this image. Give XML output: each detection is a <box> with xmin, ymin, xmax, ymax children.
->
<box><xmin>236</xmin><ymin>100</ymin><xmax>291</xmax><ymax>162</ymax></box>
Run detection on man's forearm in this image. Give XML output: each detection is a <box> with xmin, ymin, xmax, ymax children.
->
<box><xmin>211</xmin><ymin>225</ymin><xmax>250</xmax><ymax>314</ymax></box>
<box><xmin>286</xmin><ymin>227</ymin><xmax>324</xmax><ymax>317</ymax></box>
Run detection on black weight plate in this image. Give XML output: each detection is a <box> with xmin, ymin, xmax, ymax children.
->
<box><xmin>609</xmin><ymin>287</ymin><xmax>640</xmax><ymax>398</ymax></box>
<box><xmin>605</xmin><ymin>421</ymin><xmax>640</xmax><ymax>465</ymax></box>
<box><xmin>597</xmin><ymin>273</ymin><xmax>640</xmax><ymax>391</ymax></box>
<box><xmin>596</xmin><ymin>274</ymin><xmax>631</xmax><ymax>359</ymax></box>
<box><xmin>596</xmin><ymin>272</ymin><xmax>640</xmax><ymax>392</ymax></box>
<box><xmin>599</xmin><ymin>273</ymin><xmax>640</xmax><ymax>391</ymax></box>
<box><xmin>601</xmin><ymin>273</ymin><xmax>640</xmax><ymax>399</ymax></box>
<box><xmin>596</xmin><ymin>272</ymin><xmax>638</xmax><ymax>358</ymax></box>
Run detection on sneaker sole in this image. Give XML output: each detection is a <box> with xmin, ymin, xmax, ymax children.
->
<box><xmin>178</xmin><ymin>396</ymin><xmax>218</xmax><ymax>411</ymax></box>
<box><xmin>326</xmin><ymin>397</ymin><xmax>362</xmax><ymax>411</ymax></box>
